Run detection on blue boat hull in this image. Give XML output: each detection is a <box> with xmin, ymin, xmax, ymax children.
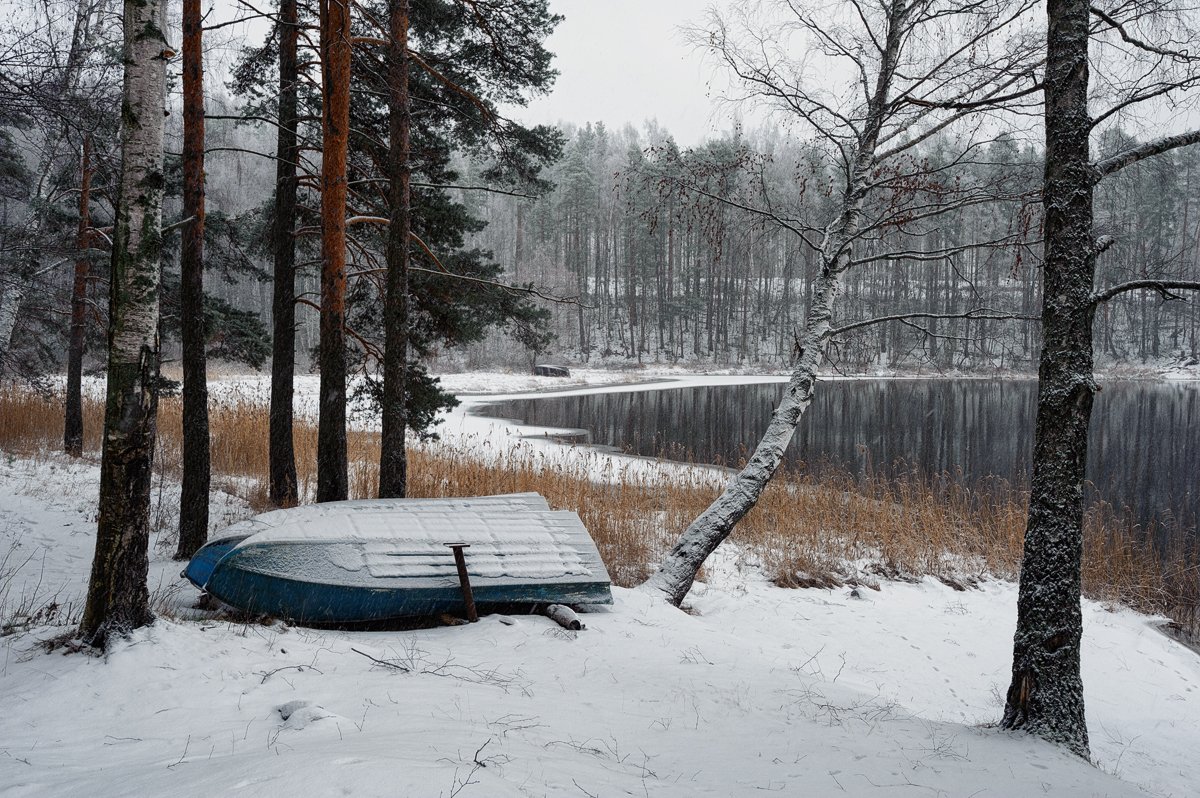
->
<box><xmin>182</xmin><ymin>534</ymin><xmax>250</xmax><ymax>589</ymax></box>
<box><xmin>183</xmin><ymin>495</ymin><xmax>613</xmax><ymax>625</ymax></box>
<box><xmin>204</xmin><ymin>567</ymin><xmax>611</xmax><ymax>624</ymax></box>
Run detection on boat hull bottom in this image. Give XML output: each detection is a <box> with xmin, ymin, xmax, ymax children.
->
<box><xmin>204</xmin><ymin>570</ymin><xmax>612</xmax><ymax>625</ymax></box>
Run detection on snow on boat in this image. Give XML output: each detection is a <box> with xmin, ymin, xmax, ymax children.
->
<box><xmin>183</xmin><ymin>494</ymin><xmax>552</xmax><ymax>590</ymax></box>
<box><xmin>183</xmin><ymin>494</ymin><xmax>612</xmax><ymax>624</ymax></box>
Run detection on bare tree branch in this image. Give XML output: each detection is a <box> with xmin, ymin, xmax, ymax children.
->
<box><xmin>828</xmin><ymin>308</ymin><xmax>1038</xmax><ymax>339</ymax></box>
<box><xmin>1090</xmin><ymin>6</ymin><xmax>1196</xmax><ymax>61</ymax></box>
<box><xmin>1090</xmin><ymin>279</ymin><xmax>1200</xmax><ymax>306</ymax></box>
<box><xmin>1092</xmin><ymin>129</ymin><xmax>1200</xmax><ymax>180</ymax></box>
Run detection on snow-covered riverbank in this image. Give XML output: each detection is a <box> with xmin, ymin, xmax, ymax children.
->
<box><xmin>2</xmin><ymin>371</ymin><xmax>1199</xmax><ymax>796</ymax></box>
<box><xmin>2</xmin><ymin>449</ymin><xmax>1198</xmax><ymax>796</ymax></box>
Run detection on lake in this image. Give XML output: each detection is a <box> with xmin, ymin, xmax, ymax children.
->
<box><xmin>476</xmin><ymin>378</ymin><xmax>1199</xmax><ymax>535</ymax></box>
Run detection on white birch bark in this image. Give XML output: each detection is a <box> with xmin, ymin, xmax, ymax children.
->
<box><xmin>642</xmin><ymin>1</ymin><xmax>910</xmax><ymax>607</ymax></box>
<box><xmin>1</xmin><ymin>258</ymin><xmax>71</xmax><ymax>374</ymax></box>
<box><xmin>81</xmin><ymin>0</ymin><xmax>169</xmax><ymax>644</ymax></box>
<box><xmin>107</xmin><ymin>3</ymin><xmax>169</xmax><ymax>365</ymax></box>
<box><xmin>641</xmin><ymin>177</ymin><xmax>866</xmax><ymax>606</ymax></box>
<box><xmin>0</xmin><ymin>285</ymin><xmax>23</xmax><ymax>368</ymax></box>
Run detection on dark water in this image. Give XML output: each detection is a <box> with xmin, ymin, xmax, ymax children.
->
<box><xmin>477</xmin><ymin>379</ymin><xmax>1199</xmax><ymax>535</ymax></box>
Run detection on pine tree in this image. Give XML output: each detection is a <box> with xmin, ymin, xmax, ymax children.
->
<box><xmin>379</xmin><ymin>0</ymin><xmax>412</xmax><ymax>498</ymax></box>
<box><xmin>177</xmin><ymin>0</ymin><xmax>211</xmax><ymax>557</ymax></box>
<box><xmin>316</xmin><ymin>0</ymin><xmax>352</xmax><ymax>503</ymax></box>
<box><xmin>269</xmin><ymin>0</ymin><xmax>301</xmax><ymax>508</ymax></box>
<box><xmin>1001</xmin><ymin>0</ymin><xmax>1200</xmax><ymax>757</ymax></box>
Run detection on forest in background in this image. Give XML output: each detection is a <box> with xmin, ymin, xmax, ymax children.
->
<box><xmin>5</xmin><ymin>82</ymin><xmax>1200</xmax><ymax>377</ymax></box>
<box><xmin>469</xmin><ymin>121</ymin><xmax>1200</xmax><ymax>370</ymax></box>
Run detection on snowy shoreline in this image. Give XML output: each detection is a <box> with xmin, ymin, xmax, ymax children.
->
<box><xmin>2</xmin><ymin>372</ymin><xmax>1199</xmax><ymax>796</ymax></box>
<box><xmin>2</xmin><ymin>444</ymin><xmax>1196</xmax><ymax>796</ymax></box>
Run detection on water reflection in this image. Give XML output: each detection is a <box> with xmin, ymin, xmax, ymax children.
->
<box><xmin>477</xmin><ymin>379</ymin><xmax>1199</xmax><ymax>535</ymax></box>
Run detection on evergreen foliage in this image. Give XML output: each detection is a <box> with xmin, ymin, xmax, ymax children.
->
<box><xmin>228</xmin><ymin>0</ymin><xmax>563</xmax><ymax>432</ymax></box>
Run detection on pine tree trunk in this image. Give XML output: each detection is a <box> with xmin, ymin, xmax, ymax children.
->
<box><xmin>177</xmin><ymin>0</ymin><xmax>210</xmax><ymax>559</ymax></box>
<box><xmin>378</xmin><ymin>0</ymin><xmax>410</xmax><ymax>499</ymax></box>
<box><xmin>1000</xmin><ymin>0</ymin><xmax>1092</xmax><ymax>759</ymax></box>
<box><xmin>64</xmin><ymin>135</ymin><xmax>93</xmax><ymax>457</ymax></box>
<box><xmin>81</xmin><ymin>0</ymin><xmax>168</xmax><ymax>646</ymax></box>
<box><xmin>269</xmin><ymin>0</ymin><xmax>300</xmax><ymax>508</ymax></box>
<box><xmin>317</xmin><ymin>0</ymin><xmax>350</xmax><ymax>502</ymax></box>
<box><xmin>514</xmin><ymin>202</ymin><xmax>524</xmax><ymax>281</ymax></box>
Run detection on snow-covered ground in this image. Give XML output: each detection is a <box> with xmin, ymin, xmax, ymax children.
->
<box><xmin>3</xmin><ymin>371</ymin><xmax>1199</xmax><ymax>796</ymax></box>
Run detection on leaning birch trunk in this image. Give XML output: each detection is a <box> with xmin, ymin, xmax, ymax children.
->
<box><xmin>643</xmin><ymin>161</ymin><xmax>876</xmax><ymax>607</ymax></box>
<box><xmin>642</xmin><ymin>1</ymin><xmax>908</xmax><ymax>607</ymax></box>
<box><xmin>640</xmin><ymin>266</ymin><xmax>843</xmax><ymax>606</ymax></box>
<box><xmin>80</xmin><ymin>0</ymin><xmax>169</xmax><ymax>645</ymax></box>
<box><xmin>177</xmin><ymin>0</ymin><xmax>210</xmax><ymax>559</ymax></box>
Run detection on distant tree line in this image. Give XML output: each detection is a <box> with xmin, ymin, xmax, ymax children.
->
<box><xmin>7</xmin><ymin>72</ymin><xmax>1200</xmax><ymax>383</ymax></box>
<box><xmin>467</xmin><ymin>122</ymin><xmax>1200</xmax><ymax>371</ymax></box>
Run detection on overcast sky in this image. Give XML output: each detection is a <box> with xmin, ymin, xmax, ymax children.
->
<box><xmin>197</xmin><ymin>0</ymin><xmax>730</xmax><ymax>143</ymax></box>
<box><xmin>509</xmin><ymin>0</ymin><xmax>729</xmax><ymax>144</ymax></box>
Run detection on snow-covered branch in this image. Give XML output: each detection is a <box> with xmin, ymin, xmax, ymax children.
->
<box><xmin>828</xmin><ymin>308</ymin><xmax>1038</xmax><ymax>339</ymax></box>
<box><xmin>1090</xmin><ymin>280</ymin><xmax>1200</xmax><ymax>306</ymax></box>
<box><xmin>1092</xmin><ymin>130</ymin><xmax>1200</xmax><ymax>180</ymax></box>
<box><xmin>1089</xmin><ymin>6</ymin><xmax>1198</xmax><ymax>61</ymax></box>
<box><xmin>847</xmin><ymin>237</ymin><xmax>1021</xmax><ymax>268</ymax></box>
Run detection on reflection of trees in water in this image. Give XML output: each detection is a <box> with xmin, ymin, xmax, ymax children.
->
<box><xmin>480</xmin><ymin>380</ymin><xmax>1198</xmax><ymax>536</ymax></box>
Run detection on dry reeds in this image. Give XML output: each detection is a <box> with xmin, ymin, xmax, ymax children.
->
<box><xmin>0</xmin><ymin>385</ymin><xmax>104</xmax><ymax>454</ymax></box>
<box><xmin>1</xmin><ymin>384</ymin><xmax>1195</xmax><ymax>632</ymax></box>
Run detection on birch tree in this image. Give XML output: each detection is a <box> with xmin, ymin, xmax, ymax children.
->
<box><xmin>80</xmin><ymin>0</ymin><xmax>169</xmax><ymax>645</ymax></box>
<box><xmin>0</xmin><ymin>0</ymin><xmax>118</xmax><ymax>381</ymax></box>
<box><xmin>642</xmin><ymin>0</ymin><xmax>1043</xmax><ymax>606</ymax></box>
<box><xmin>1000</xmin><ymin>0</ymin><xmax>1200</xmax><ymax>757</ymax></box>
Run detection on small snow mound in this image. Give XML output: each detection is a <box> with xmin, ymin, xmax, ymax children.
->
<box><xmin>276</xmin><ymin>700</ymin><xmax>333</xmax><ymax>730</ymax></box>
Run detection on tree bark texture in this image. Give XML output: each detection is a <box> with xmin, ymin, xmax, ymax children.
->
<box><xmin>640</xmin><ymin>269</ymin><xmax>843</xmax><ymax>605</ymax></box>
<box><xmin>641</xmin><ymin>3</ymin><xmax>907</xmax><ymax>607</ymax></box>
<box><xmin>177</xmin><ymin>0</ymin><xmax>210</xmax><ymax>559</ymax></box>
<box><xmin>64</xmin><ymin>135</ymin><xmax>93</xmax><ymax>457</ymax></box>
<box><xmin>1000</xmin><ymin>0</ymin><xmax>1092</xmax><ymax>759</ymax></box>
<box><xmin>269</xmin><ymin>0</ymin><xmax>300</xmax><ymax>508</ymax></box>
<box><xmin>317</xmin><ymin>0</ymin><xmax>350</xmax><ymax>502</ymax></box>
<box><xmin>81</xmin><ymin>0</ymin><xmax>168</xmax><ymax>646</ymax></box>
<box><xmin>378</xmin><ymin>0</ymin><xmax>410</xmax><ymax>499</ymax></box>
<box><xmin>0</xmin><ymin>286</ymin><xmax>22</xmax><ymax>373</ymax></box>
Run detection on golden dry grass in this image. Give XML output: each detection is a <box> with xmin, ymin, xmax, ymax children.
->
<box><xmin>1</xmin><ymin>384</ymin><xmax>1195</xmax><ymax>629</ymax></box>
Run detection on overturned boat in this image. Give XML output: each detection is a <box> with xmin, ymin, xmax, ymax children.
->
<box><xmin>183</xmin><ymin>493</ymin><xmax>613</xmax><ymax>624</ymax></box>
